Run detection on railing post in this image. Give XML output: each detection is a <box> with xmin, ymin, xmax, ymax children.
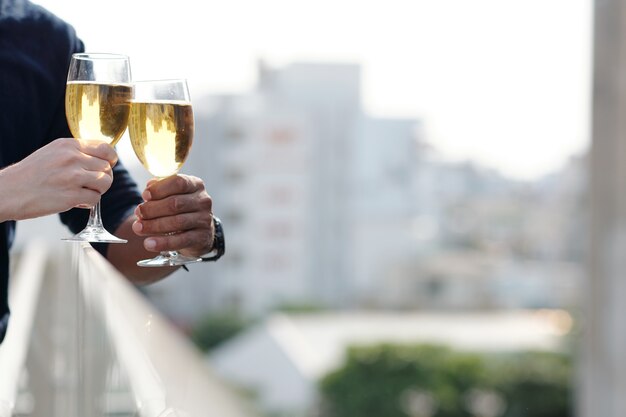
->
<box><xmin>584</xmin><ymin>0</ymin><xmax>626</xmax><ymax>415</ymax></box>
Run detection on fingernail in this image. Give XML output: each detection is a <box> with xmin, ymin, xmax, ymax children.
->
<box><xmin>134</xmin><ymin>206</ymin><xmax>142</xmax><ymax>218</ymax></box>
<box><xmin>132</xmin><ymin>221</ymin><xmax>143</xmax><ymax>233</ymax></box>
<box><xmin>145</xmin><ymin>238</ymin><xmax>156</xmax><ymax>250</ymax></box>
<box><xmin>142</xmin><ymin>190</ymin><xmax>152</xmax><ymax>201</ymax></box>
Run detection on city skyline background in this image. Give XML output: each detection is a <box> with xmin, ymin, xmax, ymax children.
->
<box><xmin>35</xmin><ymin>0</ymin><xmax>591</xmax><ymax>180</ymax></box>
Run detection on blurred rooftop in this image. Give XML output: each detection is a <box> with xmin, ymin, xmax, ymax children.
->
<box><xmin>210</xmin><ymin>310</ymin><xmax>572</xmax><ymax>414</ymax></box>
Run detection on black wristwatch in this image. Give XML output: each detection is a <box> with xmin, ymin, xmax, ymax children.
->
<box><xmin>201</xmin><ymin>216</ymin><xmax>225</xmax><ymax>262</ymax></box>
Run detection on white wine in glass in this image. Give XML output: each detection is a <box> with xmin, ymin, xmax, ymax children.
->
<box><xmin>128</xmin><ymin>79</ymin><xmax>201</xmax><ymax>267</ymax></box>
<box><xmin>64</xmin><ymin>53</ymin><xmax>132</xmax><ymax>243</ymax></box>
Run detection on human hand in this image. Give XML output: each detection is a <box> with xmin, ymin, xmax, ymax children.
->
<box><xmin>132</xmin><ymin>175</ymin><xmax>214</xmax><ymax>256</ymax></box>
<box><xmin>0</xmin><ymin>138</ymin><xmax>116</xmax><ymax>221</ymax></box>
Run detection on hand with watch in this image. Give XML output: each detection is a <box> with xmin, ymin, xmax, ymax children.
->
<box><xmin>132</xmin><ymin>175</ymin><xmax>225</xmax><ymax>268</ymax></box>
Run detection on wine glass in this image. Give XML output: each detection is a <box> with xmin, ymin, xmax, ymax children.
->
<box><xmin>64</xmin><ymin>53</ymin><xmax>132</xmax><ymax>243</ymax></box>
<box><xmin>128</xmin><ymin>79</ymin><xmax>201</xmax><ymax>267</ymax></box>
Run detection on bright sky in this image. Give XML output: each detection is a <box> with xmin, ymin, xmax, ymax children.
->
<box><xmin>34</xmin><ymin>0</ymin><xmax>591</xmax><ymax>180</ymax></box>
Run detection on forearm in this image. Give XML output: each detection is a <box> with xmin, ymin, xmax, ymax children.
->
<box><xmin>0</xmin><ymin>166</ymin><xmax>21</xmax><ymax>222</ymax></box>
<box><xmin>106</xmin><ymin>215</ymin><xmax>180</xmax><ymax>285</ymax></box>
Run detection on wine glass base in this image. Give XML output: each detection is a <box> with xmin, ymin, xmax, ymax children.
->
<box><xmin>137</xmin><ymin>253</ymin><xmax>202</xmax><ymax>267</ymax></box>
<box><xmin>62</xmin><ymin>227</ymin><xmax>127</xmax><ymax>243</ymax></box>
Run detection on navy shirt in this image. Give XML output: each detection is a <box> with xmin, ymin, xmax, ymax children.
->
<box><xmin>0</xmin><ymin>0</ymin><xmax>142</xmax><ymax>343</ymax></box>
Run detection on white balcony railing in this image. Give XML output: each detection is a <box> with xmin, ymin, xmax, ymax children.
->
<box><xmin>0</xmin><ymin>241</ymin><xmax>257</xmax><ymax>417</ymax></box>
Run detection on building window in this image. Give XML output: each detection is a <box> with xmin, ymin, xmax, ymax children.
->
<box><xmin>227</xmin><ymin>250</ymin><xmax>244</xmax><ymax>268</ymax></box>
<box><xmin>265</xmin><ymin>221</ymin><xmax>294</xmax><ymax>238</ymax></box>
<box><xmin>424</xmin><ymin>277</ymin><xmax>444</xmax><ymax>298</ymax></box>
<box><xmin>268</xmin><ymin>127</ymin><xmax>296</xmax><ymax>145</ymax></box>
<box><xmin>225</xmin><ymin>125</ymin><xmax>245</xmax><ymax>143</ymax></box>
<box><xmin>225</xmin><ymin>166</ymin><xmax>245</xmax><ymax>183</ymax></box>
<box><xmin>262</xmin><ymin>252</ymin><xmax>291</xmax><ymax>272</ymax></box>
<box><xmin>224</xmin><ymin>209</ymin><xmax>245</xmax><ymax>226</ymax></box>
<box><xmin>267</xmin><ymin>186</ymin><xmax>295</xmax><ymax>205</ymax></box>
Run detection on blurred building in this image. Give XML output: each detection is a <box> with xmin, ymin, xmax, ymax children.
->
<box><xmin>380</xmin><ymin>250</ymin><xmax>582</xmax><ymax>310</ymax></box>
<box><xmin>377</xmin><ymin>152</ymin><xmax>584</xmax><ymax>309</ymax></box>
<box><xmin>143</xmin><ymin>61</ymin><xmax>584</xmax><ymax>325</ymax></box>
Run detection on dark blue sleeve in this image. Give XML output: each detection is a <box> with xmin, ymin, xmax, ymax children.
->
<box><xmin>0</xmin><ymin>222</ymin><xmax>9</xmax><ymax>344</ymax></box>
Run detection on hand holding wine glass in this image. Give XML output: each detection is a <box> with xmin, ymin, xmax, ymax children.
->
<box><xmin>128</xmin><ymin>79</ymin><xmax>212</xmax><ymax>267</ymax></box>
<box><xmin>0</xmin><ymin>138</ymin><xmax>116</xmax><ymax>222</ymax></box>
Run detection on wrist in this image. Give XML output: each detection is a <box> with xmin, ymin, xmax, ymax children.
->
<box><xmin>0</xmin><ymin>165</ymin><xmax>21</xmax><ymax>222</ymax></box>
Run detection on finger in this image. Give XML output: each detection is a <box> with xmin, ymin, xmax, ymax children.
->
<box><xmin>145</xmin><ymin>178</ymin><xmax>159</xmax><ymax>188</ymax></box>
<box><xmin>136</xmin><ymin>191</ymin><xmax>212</xmax><ymax>220</ymax></box>
<box><xmin>80</xmin><ymin>170</ymin><xmax>113</xmax><ymax>194</ymax></box>
<box><xmin>81</xmin><ymin>153</ymin><xmax>113</xmax><ymax>174</ymax></box>
<box><xmin>77</xmin><ymin>139</ymin><xmax>118</xmax><ymax>166</ymax></box>
<box><xmin>132</xmin><ymin>211</ymin><xmax>213</xmax><ymax>236</ymax></box>
<box><xmin>142</xmin><ymin>178</ymin><xmax>159</xmax><ymax>201</ymax></box>
<box><xmin>144</xmin><ymin>175</ymin><xmax>203</xmax><ymax>201</ymax></box>
<box><xmin>68</xmin><ymin>188</ymin><xmax>101</xmax><ymax>209</ymax></box>
<box><xmin>143</xmin><ymin>229</ymin><xmax>213</xmax><ymax>253</ymax></box>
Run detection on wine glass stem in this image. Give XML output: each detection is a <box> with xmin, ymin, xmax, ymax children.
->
<box><xmin>86</xmin><ymin>200</ymin><xmax>104</xmax><ymax>229</ymax></box>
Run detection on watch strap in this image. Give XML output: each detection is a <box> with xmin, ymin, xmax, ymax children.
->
<box><xmin>202</xmin><ymin>216</ymin><xmax>225</xmax><ymax>262</ymax></box>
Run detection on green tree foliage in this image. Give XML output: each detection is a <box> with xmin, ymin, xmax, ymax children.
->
<box><xmin>487</xmin><ymin>351</ymin><xmax>572</xmax><ymax>417</ymax></box>
<box><xmin>190</xmin><ymin>311</ymin><xmax>249</xmax><ymax>352</ymax></box>
<box><xmin>320</xmin><ymin>344</ymin><xmax>571</xmax><ymax>417</ymax></box>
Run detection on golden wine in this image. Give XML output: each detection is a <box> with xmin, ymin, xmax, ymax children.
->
<box><xmin>128</xmin><ymin>101</ymin><xmax>194</xmax><ymax>177</ymax></box>
<box><xmin>65</xmin><ymin>82</ymin><xmax>132</xmax><ymax>146</ymax></box>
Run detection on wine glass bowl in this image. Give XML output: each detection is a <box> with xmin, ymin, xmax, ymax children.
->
<box><xmin>65</xmin><ymin>83</ymin><xmax>131</xmax><ymax>146</ymax></box>
<box><xmin>128</xmin><ymin>81</ymin><xmax>194</xmax><ymax>178</ymax></box>
<box><xmin>63</xmin><ymin>53</ymin><xmax>131</xmax><ymax>243</ymax></box>
<box><xmin>128</xmin><ymin>79</ymin><xmax>201</xmax><ymax>267</ymax></box>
